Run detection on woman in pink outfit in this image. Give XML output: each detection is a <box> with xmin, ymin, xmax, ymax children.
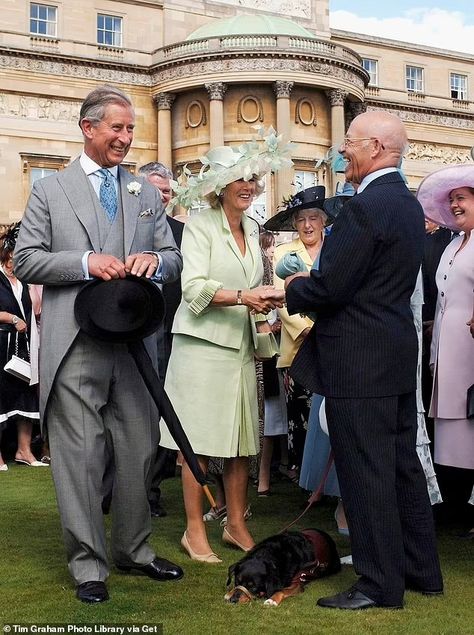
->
<box><xmin>417</xmin><ymin>165</ymin><xmax>474</xmax><ymax>481</ymax></box>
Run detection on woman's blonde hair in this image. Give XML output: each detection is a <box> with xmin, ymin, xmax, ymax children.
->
<box><xmin>205</xmin><ymin>177</ymin><xmax>265</xmax><ymax>209</ymax></box>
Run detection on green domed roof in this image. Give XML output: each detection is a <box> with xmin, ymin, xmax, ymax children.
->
<box><xmin>186</xmin><ymin>14</ymin><xmax>317</xmax><ymax>41</ymax></box>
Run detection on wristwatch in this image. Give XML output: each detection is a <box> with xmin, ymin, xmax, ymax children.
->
<box><xmin>236</xmin><ymin>290</ymin><xmax>243</xmax><ymax>305</ymax></box>
<box><xmin>12</xmin><ymin>315</ymin><xmax>19</xmax><ymax>325</ymax></box>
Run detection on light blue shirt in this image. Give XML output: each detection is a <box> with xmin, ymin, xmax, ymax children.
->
<box><xmin>80</xmin><ymin>151</ymin><xmax>119</xmax><ymax>198</ymax></box>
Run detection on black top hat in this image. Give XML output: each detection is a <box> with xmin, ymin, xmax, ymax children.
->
<box><xmin>264</xmin><ymin>186</ymin><xmax>327</xmax><ymax>232</ymax></box>
<box><xmin>74</xmin><ymin>276</ymin><xmax>165</xmax><ymax>343</ymax></box>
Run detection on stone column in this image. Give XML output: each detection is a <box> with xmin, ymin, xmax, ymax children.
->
<box><xmin>153</xmin><ymin>92</ymin><xmax>176</xmax><ymax>170</ymax></box>
<box><xmin>205</xmin><ymin>82</ymin><xmax>227</xmax><ymax>148</ymax></box>
<box><xmin>273</xmin><ymin>81</ymin><xmax>294</xmax><ymax>206</ymax></box>
<box><xmin>326</xmin><ymin>89</ymin><xmax>347</xmax><ymax>193</ymax></box>
<box><xmin>326</xmin><ymin>88</ymin><xmax>347</xmax><ymax>149</ymax></box>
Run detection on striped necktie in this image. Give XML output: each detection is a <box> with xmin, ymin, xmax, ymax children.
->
<box><xmin>98</xmin><ymin>168</ymin><xmax>117</xmax><ymax>222</ymax></box>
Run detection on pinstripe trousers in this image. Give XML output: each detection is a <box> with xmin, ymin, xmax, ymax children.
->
<box><xmin>325</xmin><ymin>392</ymin><xmax>443</xmax><ymax>606</ymax></box>
<box><xmin>47</xmin><ymin>333</ymin><xmax>159</xmax><ymax>585</ymax></box>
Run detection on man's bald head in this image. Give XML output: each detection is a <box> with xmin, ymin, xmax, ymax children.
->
<box><xmin>340</xmin><ymin>111</ymin><xmax>408</xmax><ymax>185</ymax></box>
<box><xmin>353</xmin><ymin>111</ymin><xmax>408</xmax><ymax>157</ymax></box>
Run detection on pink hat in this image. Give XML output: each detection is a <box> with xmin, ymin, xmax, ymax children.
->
<box><xmin>416</xmin><ymin>164</ymin><xmax>474</xmax><ymax>231</ymax></box>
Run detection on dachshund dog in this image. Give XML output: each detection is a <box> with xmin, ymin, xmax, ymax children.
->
<box><xmin>225</xmin><ymin>528</ymin><xmax>341</xmax><ymax>607</ymax></box>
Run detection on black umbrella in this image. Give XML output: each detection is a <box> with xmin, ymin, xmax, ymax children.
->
<box><xmin>74</xmin><ymin>275</ymin><xmax>217</xmax><ymax>510</ymax></box>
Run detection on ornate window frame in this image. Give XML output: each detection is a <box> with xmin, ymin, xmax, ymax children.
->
<box><xmin>20</xmin><ymin>152</ymin><xmax>69</xmax><ymax>203</ymax></box>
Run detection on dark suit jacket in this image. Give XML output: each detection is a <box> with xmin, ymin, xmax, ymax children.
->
<box><xmin>0</xmin><ymin>271</ymin><xmax>33</xmax><ymax>361</ymax></box>
<box><xmin>286</xmin><ymin>172</ymin><xmax>425</xmax><ymax>398</ymax></box>
<box><xmin>162</xmin><ymin>216</ymin><xmax>184</xmax><ymax>333</ymax></box>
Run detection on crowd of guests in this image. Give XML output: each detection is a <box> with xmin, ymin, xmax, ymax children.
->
<box><xmin>1</xmin><ymin>84</ymin><xmax>472</xmax><ymax>607</ymax></box>
<box><xmin>0</xmin><ymin>223</ymin><xmax>46</xmax><ymax>470</ymax></box>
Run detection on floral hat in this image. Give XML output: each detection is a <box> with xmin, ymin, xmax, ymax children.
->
<box><xmin>417</xmin><ymin>164</ymin><xmax>474</xmax><ymax>231</ymax></box>
<box><xmin>169</xmin><ymin>127</ymin><xmax>295</xmax><ymax>210</ymax></box>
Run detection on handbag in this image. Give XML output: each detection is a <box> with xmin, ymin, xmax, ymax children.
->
<box><xmin>255</xmin><ymin>331</ymin><xmax>280</xmax><ymax>360</ymax></box>
<box><xmin>3</xmin><ymin>331</ymin><xmax>31</xmax><ymax>383</ymax></box>
<box><xmin>467</xmin><ymin>384</ymin><xmax>474</xmax><ymax>419</ymax></box>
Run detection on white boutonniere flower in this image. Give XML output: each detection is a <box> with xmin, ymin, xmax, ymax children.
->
<box><xmin>127</xmin><ymin>181</ymin><xmax>142</xmax><ymax>196</ymax></box>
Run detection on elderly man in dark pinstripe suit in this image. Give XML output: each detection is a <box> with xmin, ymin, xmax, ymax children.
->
<box><xmin>285</xmin><ymin>111</ymin><xmax>443</xmax><ymax>610</ymax></box>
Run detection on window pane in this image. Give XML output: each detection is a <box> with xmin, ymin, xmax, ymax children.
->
<box><xmin>97</xmin><ymin>14</ymin><xmax>122</xmax><ymax>47</ymax></box>
<box><xmin>362</xmin><ymin>59</ymin><xmax>378</xmax><ymax>86</ymax></box>
<box><xmin>294</xmin><ymin>170</ymin><xmax>316</xmax><ymax>192</ymax></box>
<box><xmin>30</xmin><ymin>167</ymin><xmax>57</xmax><ymax>186</ymax></box>
<box><xmin>30</xmin><ymin>4</ymin><xmax>57</xmax><ymax>36</ymax></box>
<box><xmin>451</xmin><ymin>73</ymin><xmax>467</xmax><ymax>100</ymax></box>
<box><xmin>406</xmin><ymin>66</ymin><xmax>423</xmax><ymax>92</ymax></box>
<box><xmin>248</xmin><ymin>190</ymin><xmax>267</xmax><ymax>224</ymax></box>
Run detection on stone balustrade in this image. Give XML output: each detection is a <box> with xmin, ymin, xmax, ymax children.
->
<box><xmin>157</xmin><ymin>34</ymin><xmax>363</xmax><ymax>67</ymax></box>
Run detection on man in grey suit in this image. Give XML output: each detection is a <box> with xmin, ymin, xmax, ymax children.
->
<box><xmin>14</xmin><ymin>85</ymin><xmax>184</xmax><ymax>603</ymax></box>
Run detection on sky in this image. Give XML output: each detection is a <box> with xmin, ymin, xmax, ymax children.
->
<box><xmin>330</xmin><ymin>2</ymin><xmax>474</xmax><ymax>55</ymax></box>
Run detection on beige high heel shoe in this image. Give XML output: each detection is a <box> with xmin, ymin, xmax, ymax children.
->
<box><xmin>222</xmin><ymin>527</ymin><xmax>253</xmax><ymax>552</ymax></box>
<box><xmin>180</xmin><ymin>531</ymin><xmax>222</xmax><ymax>563</ymax></box>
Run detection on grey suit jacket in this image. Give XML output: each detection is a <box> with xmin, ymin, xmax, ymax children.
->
<box><xmin>14</xmin><ymin>158</ymin><xmax>182</xmax><ymax>419</ymax></box>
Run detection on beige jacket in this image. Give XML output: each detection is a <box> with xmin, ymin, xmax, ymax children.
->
<box><xmin>274</xmin><ymin>238</ymin><xmax>315</xmax><ymax>368</ymax></box>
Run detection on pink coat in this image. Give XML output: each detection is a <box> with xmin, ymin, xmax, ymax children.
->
<box><xmin>430</xmin><ymin>233</ymin><xmax>474</xmax><ymax>419</ymax></box>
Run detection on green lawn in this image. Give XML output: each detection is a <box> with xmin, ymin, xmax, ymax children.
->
<box><xmin>0</xmin><ymin>465</ymin><xmax>472</xmax><ymax>635</ymax></box>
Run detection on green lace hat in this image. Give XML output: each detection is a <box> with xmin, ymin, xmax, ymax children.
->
<box><xmin>169</xmin><ymin>127</ymin><xmax>294</xmax><ymax>210</ymax></box>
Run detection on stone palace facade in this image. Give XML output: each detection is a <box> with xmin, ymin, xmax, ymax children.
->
<box><xmin>1</xmin><ymin>0</ymin><xmax>473</xmax><ymax>225</ymax></box>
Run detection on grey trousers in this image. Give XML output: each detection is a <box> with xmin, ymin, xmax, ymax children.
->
<box><xmin>47</xmin><ymin>333</ymin><xmax>159</xmax><ymax>585</ymax></box>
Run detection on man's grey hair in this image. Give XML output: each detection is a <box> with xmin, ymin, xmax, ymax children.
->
<box><xmin>138</xmin><ymin>162</ymin><xmax>173</xmax><ymax>180</ymax></box>
<box><xmin>79</xmin><ymin>85</ymin><xmax>132</xmax><ymax>127</ymax></box>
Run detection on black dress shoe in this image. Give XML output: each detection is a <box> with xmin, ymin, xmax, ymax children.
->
<box><xmin>317</xmin><ymin>587</ymin><xmax>402</xmax><ymax>610</ymax></box>
<box><xmin>76</xmin><ymin>581</ymin><xmax>109</xmax><ymax>604</ymax></box>
<box><xmin>117</xmin><ymin>557</ymin><xmax>183</xmax><ymax>581</ymax></box>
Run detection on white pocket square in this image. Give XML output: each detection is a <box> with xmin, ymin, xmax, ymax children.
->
<box><xmin>139</xmin><ymin>208</ymin><xmax>154</xmax><ymax>218</ymax></box>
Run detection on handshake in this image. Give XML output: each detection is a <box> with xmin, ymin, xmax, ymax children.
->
<box><xmin>242</xmin><ymin>286</ymin><xmax>285</xmax><ymax>315</ymax></box>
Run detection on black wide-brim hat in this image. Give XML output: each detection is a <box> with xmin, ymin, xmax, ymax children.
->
<box><xmin>323</xmin><ymin>182</ymin><xmax>356</xmax><ymax>221</ymax></box>
<box><xmin>264</xmin><ymin>186</ymin><xmax>327</xmax><ymax>231</ymax></box>
<box><xmin>74</xmin><ymin>276</ymin><xmax>165</xmax><ymax>343</ymax></box>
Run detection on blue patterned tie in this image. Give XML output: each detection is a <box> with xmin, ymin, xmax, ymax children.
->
<box><xmin>98</xmin><ymin>169</ymin><xmax>117</xmax><ymax>222</ymax></box>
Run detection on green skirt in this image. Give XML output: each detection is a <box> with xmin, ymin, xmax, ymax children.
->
<box><xmin>160</xmin><ymin>333</ymin><xmax>259</xmax><ymax>457</ymax></box>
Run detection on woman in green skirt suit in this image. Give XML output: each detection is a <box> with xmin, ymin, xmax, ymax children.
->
<box><xmin>160</xmin><ymin>131</ymin><xmax>291</xmax><ymax>561</ymax></box>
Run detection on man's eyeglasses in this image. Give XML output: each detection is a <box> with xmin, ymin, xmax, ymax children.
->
<box><xmin>342</xmin><ymin>137</ymin><xmax>385</xmax><ymax>150</ymax></box>
<box><xmin>342</xmin><ymin>137</ymin><xmax>374</xmax><ymax>147</ymax></box>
